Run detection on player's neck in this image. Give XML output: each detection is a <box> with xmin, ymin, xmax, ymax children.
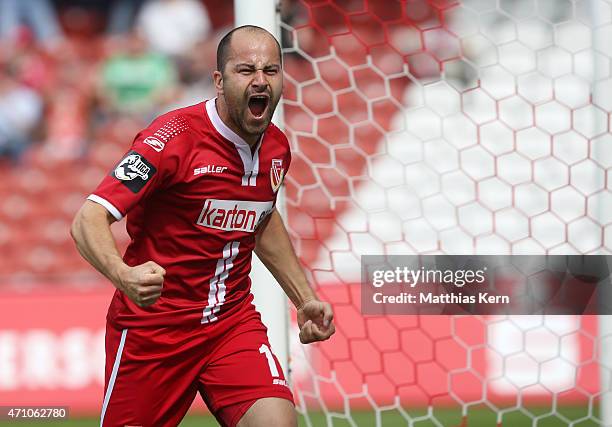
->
<box><xmin>215</xmin><ymin>97</ymin><xmax>260</xmax><ymax>148</ymax></box>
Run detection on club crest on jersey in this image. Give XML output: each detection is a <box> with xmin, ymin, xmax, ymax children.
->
<box><xmin>112</xmin><ymin>151</ymin><xmax>157</xmax><ymax>193</ymax></box>
<box><xmin>270</xmin><ymin>159</ymin><xmax>285</xmax><ymax>193</ymax></box>
<box><xmin>142</xmin><ymin>136</ymin><xmax>165</xmax><ymax>152</ymax></box>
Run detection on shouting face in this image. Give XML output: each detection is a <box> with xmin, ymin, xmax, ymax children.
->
<box><xmin>214</xmin><ymin>29</ymin><xmax>283</xmax><ymax>145</ymax></box>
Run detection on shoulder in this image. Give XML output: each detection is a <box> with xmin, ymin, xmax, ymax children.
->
<box><xmin>264</xmin><ymin>123</ymin><xmax>292</xmax><ymax>168</ymax></box>
<box><xmin>265</xmin><ymin>123</ymin><xmax>290</xmax><ymax>149</ymax></box>
<box><xmin>137</xmin><ymin>103</ymin><xmax>205</xmax><ymax>152</ymax></box>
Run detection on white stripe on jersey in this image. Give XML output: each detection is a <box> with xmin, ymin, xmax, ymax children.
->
<box><xmin>202</xmin><ymin>241</ymin><xmax>240</xmax><ymax>324</ymax></box>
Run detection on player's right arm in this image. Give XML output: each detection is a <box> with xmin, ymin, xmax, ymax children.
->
<box><xmin>71</xmin><ymin>200</ymin><xmax>165</xmax><ymax>307</ymax></box>
<box><xmin>73</xmin><ymin>114</ymin><xmax>189</xmax><ymax>306</ymax></box>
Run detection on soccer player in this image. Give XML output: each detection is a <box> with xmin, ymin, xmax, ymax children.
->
<box><xmin>71</xmin><ymin>25</ymin><xmax>335</xmax><ymax>427</ymax></box>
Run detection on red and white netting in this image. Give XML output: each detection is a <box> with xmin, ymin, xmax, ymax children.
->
<box><xmin>280</xmin><ymin>0</ymin><xmax>611</xmax><ymax>425</ymax></box>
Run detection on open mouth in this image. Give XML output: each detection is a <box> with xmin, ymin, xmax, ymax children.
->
<box><xmin>248</xmin><ymin>95</ymin><xmax>269</xmax><ymax>118</ymax></box>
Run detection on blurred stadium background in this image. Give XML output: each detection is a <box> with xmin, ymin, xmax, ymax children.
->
<box><xmin>1</xmin><ymin>0</ymin><xmax>612</xmax><ymax>426</ymax></box>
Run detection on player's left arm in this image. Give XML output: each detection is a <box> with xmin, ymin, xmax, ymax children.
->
<box><xmin>255</xmin><ymin>208</ymin><xmax>335</xmax><ymax>344</ymax></box>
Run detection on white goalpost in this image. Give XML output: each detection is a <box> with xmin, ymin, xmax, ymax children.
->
<box><xmin>592</xmin><ymin>0</ymin><xmax>612</xmax><ymax>424</ymax></box>
<box><xmin>234</xmin><ymin>0</ymin><xmax>290</xmax><ymax>377</ymax></box>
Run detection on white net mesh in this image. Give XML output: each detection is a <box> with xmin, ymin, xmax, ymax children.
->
<box><xmin>280</xmin><ymin>0</ymin><xmax>611</xmax><ymax>425</ymax></box>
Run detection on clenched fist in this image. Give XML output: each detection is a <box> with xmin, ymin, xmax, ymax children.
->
<box><xmin>115</xmin><ymin>261</ymin><xmax>166</xmax><ymax>307</ymax></box>
<box><xmin>297</xmin><ymin>299</ymin><xmax>335</xmax><ymax>344</ymax></box>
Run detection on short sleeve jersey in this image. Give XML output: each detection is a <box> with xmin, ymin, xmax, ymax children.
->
<box><xmin>89</xmin><ymin>99</ymin><xmax>291</xmax><ymax>328</ymax></box>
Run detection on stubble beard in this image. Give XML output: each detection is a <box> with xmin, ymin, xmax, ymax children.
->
<box><xmin>226</xmin><ymin>93</ymin><xmax>278</xmax><ymax>140</ymax></box>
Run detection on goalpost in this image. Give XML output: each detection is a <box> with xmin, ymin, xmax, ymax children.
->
<box><xmin>592</xmin><ymin>0</ymin><xmax>612</xmax><ymax>424</ymax></box>
<box><xmin>234</xmin><ymin>0</ymin><xmax>291</xmax><ymax>377</ymax></box>
<box><xmin>243</xmin><ymin>0</ymin><xmax>612</xmax><ymax>425</ymax></box>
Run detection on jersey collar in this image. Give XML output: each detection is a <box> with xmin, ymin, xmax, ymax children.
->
<box><xmin>205</xmin><ymin>98</ymin><xmax>263</xmax><ymax>186</ymax></box>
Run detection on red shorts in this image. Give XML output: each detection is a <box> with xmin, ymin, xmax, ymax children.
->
<box><xmin>99</xmin><ymin>307</ymin><xmax>293</xmax><ymax>427</ymax></box>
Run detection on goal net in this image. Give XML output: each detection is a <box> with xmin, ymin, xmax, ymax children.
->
<box><xmin>278</xmin><ymin>0</ymin><xmax>612</xmax><ymax>425</ymax></box>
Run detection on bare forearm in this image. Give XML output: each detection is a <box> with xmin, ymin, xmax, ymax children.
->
<box><xmin>255</xmin><ymin>209</ymin><xmax>316</xmax><ymax>309</ymax></box>
<box><xmin>70</xmin><ymin>200</ymin><xmax>127</xmax><ymax>289</ymax></box>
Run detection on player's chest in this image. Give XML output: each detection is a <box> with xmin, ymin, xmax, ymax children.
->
<box><xmin>173</xmin><ymin>138</ymin><xmax>286</xmax><ymax>203</ymax></box>
<box><xmin>165</xmin><ymin>139</ymin><xmax>285</xmax><ymax>233</ymax></box>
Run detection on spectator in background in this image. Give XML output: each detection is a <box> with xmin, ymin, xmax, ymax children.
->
<box><xmin>97</xmin><ymin>31</ymin><xmax>178</xmax><ymax>119</ymax></box>
<box><xmin>160</xmin><ymin>33</ymin><xmax>220</xmax><ymax>113</ymax></box>
<box><xmin>52</xmin><ymin>0</ymin><xmax>109</xmax><ymax>37</ymax></box>
<box><xmin>6</xmin><ymin>28</ymin><xmax>57</xmax><ymax>96</ymax></box>
<box><xmin>44</xmin><ymin>40</ymin><xmax>96</xmax><ymax>160</ymax></box>
<box><xmin>107</xmin><ymin>0</ymin><xmax>148</xmax><ymax>35</ymax></box>
<box><xmin>0</xmin><ymin>66</ymin><xmax>44</xmax><ymax>162</ymax></box>
<box><xmin>0</xmin><ymin>0</ymin><xmax>63</xmax><ymax>49</ymax></box>
<box><xmin>136</xmin><ymin>0</ymin><xmax>211</xmax><ymax>59</ymax></box>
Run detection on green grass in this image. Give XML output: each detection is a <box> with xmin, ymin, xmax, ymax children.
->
<box><xmin>0</xmin><ymin>407</ymin><xmax>599</xmax><ymax>426</ymax></box>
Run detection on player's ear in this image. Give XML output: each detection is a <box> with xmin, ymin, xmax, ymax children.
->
<box><xmin>213</xmin><ymin>70</ymin><xmax>223</xmax><ymax>93</ymax></box>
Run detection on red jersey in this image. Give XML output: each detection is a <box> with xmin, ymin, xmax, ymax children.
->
<box><xmin>89</xmin><ymin>99</ymin><xmax>290</xmax><ymax>328</ymax></box>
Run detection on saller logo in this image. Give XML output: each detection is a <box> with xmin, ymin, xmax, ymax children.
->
<box><xmin>194</xmin><ymin>165</ymin><xmax>228</xmax><ymax>175</ymax></box>
<box><xmin>196</xmin><ymin>199</ymin><xmax>274</xmax><ymax>232</ymax></box>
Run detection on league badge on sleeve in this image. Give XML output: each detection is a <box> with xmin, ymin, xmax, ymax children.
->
<box><xmin>270</xmin><ymin>159</ymin><xmax>285</xmax><ymax>193</ymax></box>
<box><xmin>112</xmin><ymin>150</ymin><xmax>157</xmax><ymax>193</ymax></box>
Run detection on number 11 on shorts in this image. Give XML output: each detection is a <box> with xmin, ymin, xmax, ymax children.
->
<box><xmin>259</xmin><ymin>344</ymin><xmax>279</xmax><ymax>378</ymax></box>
